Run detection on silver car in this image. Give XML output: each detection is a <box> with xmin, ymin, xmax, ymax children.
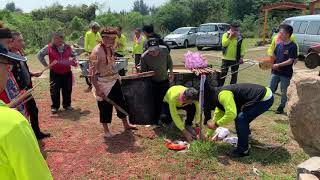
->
<box><xmin>164</xmin><ymin>27</ymin><xmax>198</xmax><ymax>48</ymax></box>
<box><xmin>196</xmin><ymin>23</ymin><xmax>229</xmax><ymax>50</ymax></box>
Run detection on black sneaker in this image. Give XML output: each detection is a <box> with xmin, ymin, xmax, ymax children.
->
<box><xmin>227</xmin><ymin>148</ymin><xmax>249</xmax><ymax>158</ymax></box>
<box><xmin>36</xmin><ymin>132</ymin><xmax>51</xmax><ymax>140</ymax></box>
<box><xmin>275</xmin><ymin>106</ymin><xmax>284</xmax><ymax>114</ymax></box>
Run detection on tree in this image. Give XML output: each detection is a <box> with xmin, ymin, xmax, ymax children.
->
<box><xmin>133</xmin><ymin>0</ymin><xmax>149</xmax><ymax>15</ymax></box>
<box><xmin>5</xmin><ymin>2</ymin><xmax>22</xmax><ymax>13</ymax></box>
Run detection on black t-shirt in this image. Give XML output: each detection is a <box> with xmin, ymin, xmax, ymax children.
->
<box><xmin>273</xmin><ymin>41</ymin><xmax>297</xmax><ymax>77</ymax></box>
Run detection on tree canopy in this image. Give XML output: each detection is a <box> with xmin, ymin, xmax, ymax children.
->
<box><xmin>0</xmin><ymin>0</ymin><xmax>311</xmax><ymax>52</ymax></box>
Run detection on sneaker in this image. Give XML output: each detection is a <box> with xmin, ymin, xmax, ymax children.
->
<box><xmin>51</xmin><ymin>108</ymin><xmax>58</xmax><ymax>114</ymax></box>
<box><xmin>64</xmin><ymin>106</ymin><xmax>74</xmax><ymax>111</ymax></box>
<box><xmin>275</xmin><ymin>106</ymin><xmax>284</xmax><ymax>114</ymax></box>
<box><xmin>227</xmin><ymin>148</ymin><xmax>249</xmax><ymax>158</ymax></box>
<box><xmin>103</xmin><ymin>132</ymin><xmax>113</xmax><ymax>139</ymax></box>
<box><xmin>36</xmin><ymin>132</ymin><xmax>51</xmax><ymax>140</ymax></box>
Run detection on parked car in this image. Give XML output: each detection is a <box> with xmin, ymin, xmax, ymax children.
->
<box><xmin>164</xmin><ymin>27</ymin><xmax>198</xmax><ymax>48</ymax></box>
<box><xmin>280</xmin><ymin>15</ymin><xmax>320</xmax><ymax>56</ymax></box>
<box><xmin>196</xmin><ymin>23</ymin><xmax>229</xmax><ymax>50</ymax></box>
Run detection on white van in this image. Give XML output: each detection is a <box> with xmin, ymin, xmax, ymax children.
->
<box><xmin>196</xmin><ymin>23</ymin><xmax>229</xmax><ymax>50</ymax></box>
<box><xmin>281</xmin><ymin>15</ymin><xmax>320</xmax><ymax>55</ymax></box>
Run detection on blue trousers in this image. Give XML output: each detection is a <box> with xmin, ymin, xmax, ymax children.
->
<box><xmin>269</xmin><ymin>74</ymin><xmax>291</xmax><ymax>108</ymax></box>
<box><xmin>235</xmin><ymin>96</ymin><xmax>274</xmax><ymax>151</ymax></box>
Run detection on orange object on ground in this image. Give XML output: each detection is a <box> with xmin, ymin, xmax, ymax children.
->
<box><xmin>165</xmin><ymin>141</ymin><xmax>188</xmax><ymax>151</ymax></box>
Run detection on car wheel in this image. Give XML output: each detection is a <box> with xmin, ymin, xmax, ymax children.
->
<box><xmin>184</xmin><ymin>40</ymin><xmax>189</xmax><ymax>48</ymax></box>
<box><xmin>197</xmin><ymin>46</ymin><xmax>203</xmax><ymax>51</ymax></box>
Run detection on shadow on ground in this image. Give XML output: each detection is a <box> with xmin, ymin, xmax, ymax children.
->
<box><xmin>104</xmin><ymin>130</ymin><xmax>145</xmax><ymax>154</ymax></box>
<box><xmin>52</xmin><ymin>108</ymin><xmax>91</xmax><ymax>121</ymax></box>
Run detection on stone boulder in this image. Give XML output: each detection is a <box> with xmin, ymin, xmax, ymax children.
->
<box><xmin>287</xmin><ymin>72</ymin><xmax>320</xmax><ymax>156</ymax></box>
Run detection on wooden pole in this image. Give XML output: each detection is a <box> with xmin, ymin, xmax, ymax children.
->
<box><xmin>262</xmin><ymin>10</ymin><xmax>269</xmax><ymax>45</ymax></box>
<box><xmin>199</xmin><ymin>74</ymin><xmax>206</xmax><ymax>140</ymax></box>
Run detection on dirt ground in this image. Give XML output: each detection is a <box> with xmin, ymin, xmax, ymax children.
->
<box><xmin>28</xmin><ymin>45</ymin><xmax>311</xmax><ymax>179</ymax></box>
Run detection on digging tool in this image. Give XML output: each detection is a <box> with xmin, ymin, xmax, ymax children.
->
<box><xmin>102</xmin><ymin>95</ymin><xmax>129</xmax><ymax>116</ymax></box>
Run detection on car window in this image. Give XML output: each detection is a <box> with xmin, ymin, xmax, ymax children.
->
<box><xmin>297</xmin><ymin>21</ymin><xmax>309</xmax><ymax>34</ymax></box>
<box><xmin>218</xmin><ymin>25</ymin><xmax>224</xmax><ymax>31</ymax></box>
<box><xmin>190</xmin><ymin>28</ymin><xmax>197</xmax><ymax>33</ymax></box>
<box><xmin>223</xmin><ymin>25</ymin><xmax>230</xmax><ymax>31</ymax></box>
<box><xmin>306</xmin><ymin>21</ymin><xmax>320</xmax><ymax>35</ymax></box>
<box><xmin>172</xmin><ymin>28</ymin><xmax>190</xmax><ymax>34</ymax></box>
<box><xmin>292</xmin><ymin>21</ymin><xmax>302</xmax><ymax>33</ymax></box>
<box><xmin>199</xmin><ymin>25</ymin><xmax>218</xmax><ymax>32</ymax></box>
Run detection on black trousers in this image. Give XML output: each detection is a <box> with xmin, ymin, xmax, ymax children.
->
<box><xmin>152</xmin><ymin>80</ymin><xmax>170</xmax><ymax>124</ymax></box>
<box><xmin>97</xmin><ymin>81</ymin><xmax>127</xmax><ymax>124</ymax></box>
<box><xmin>134</xmin><ymin>54</ymin><xmax>142</xmax><ymax>66</ymax></box>
<box><xmin>26</xmin><ymin>96</ymin><xmax>42</xmax><ymax>135</ymax></box>
<box><xmin>50</xmin><ymin>71</ymin><xmax>72</xmax><ymax>109</ymax></box>
<box><xmin>220</xmin><ymin>59</ymin><xmax>239</xmax><ymax>86</ymax></box>
<box><xmin>160</xmin><ymin>102</ymin><xmax>196</xmax><ymax>126</ymax></box>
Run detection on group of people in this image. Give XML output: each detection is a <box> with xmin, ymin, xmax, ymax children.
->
<box><xmin>0</xmin><ymin>18</ymin><xmax>298</xmax><ymax>178</ymax></box>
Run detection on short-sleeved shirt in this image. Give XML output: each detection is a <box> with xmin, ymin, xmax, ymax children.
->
<box><xmin>273</xmin><ymin>41</ymin><xmax>297</xmax><ymax>77</ymax></box>
<box><xmin>140</xmin><ymin>46</ymin><xmax>173</xmax><ymax>82</ymax></box>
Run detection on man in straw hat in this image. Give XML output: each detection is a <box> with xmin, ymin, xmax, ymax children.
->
<box><xmin>89</xmin><ymin>27</ymin><xmax>136</xmax><ymax>139</ymax></box>
<box><xmin>0</xmin><ymin>23</ymin><xmax>52</xmax><ymax>179</ymax></box>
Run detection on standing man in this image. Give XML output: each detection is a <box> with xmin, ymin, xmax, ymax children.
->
<box><xmin>37</xmin><ymin>32</ymin><xmax>77</xmax><ymax>114</ymax></box>
<box><xmin>132</xmin><ymin>28</ymin><xmax>146</xmax><ymax>66</ymax></box>
<box><xmin>9</xmin><ymin>32</ymin><xmax>51</xmax><ymax>140</ymax></box>
<box><xmin>0</xmin><ymin>25</ymin><xmax>53</xmax><ymax>179</ymax></box>
<box><xmin>84</xmin><ymin>22</ymin><xmax>102</xmax><ymax>54</ymax></box>
<box><xmin>204</xmin><ymin>83</ymin><xmax>274</xmax><ymax>157</ymax></box>
<box><xmin>84</xmin><ymin>22</ymin><xmax>102</xmax><ymax>91</ymax></box>
<box><xmin>89</xmin><ymin>27</ymin><xmax>136</xmax><ymax>139</ymax></box>
<box><xmin>269</xmin><ymin>24</ymin><xmax>297</xmax><ymax>114</ymax></box>
<box><xmin>142</xmin><ymin>24</ymin><xmax>170</xmax><ymax>52</ymax></box>
<box><xmin>220</xmin><ymin>22</ymin><xmax>245</xmax><ymax>86</ymax></box>
<box><xmin>160</xmin><ymin>85</ymin><xmax>200</xmax><ymax>142</ymax></box>
<box><xmin>140</xmin><ymin>38</ymin><xmax>174</xmax><ymax>124</ymax></box>
<box><xmin>114</xmin><ymin>26</ymin><xmax>127</xmax><ymax>57</ymax></box>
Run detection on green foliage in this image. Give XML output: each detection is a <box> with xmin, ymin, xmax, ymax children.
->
<box><xmin>0</xmin><ymin>0</ymin><xmax>312</xmax><ymax>52</ymax></box>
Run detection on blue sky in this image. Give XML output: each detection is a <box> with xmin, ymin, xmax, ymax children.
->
<box><xmin>0</xmin><ymin>0</ymin><xmax>168</xmax><ymax>12</ymax></box>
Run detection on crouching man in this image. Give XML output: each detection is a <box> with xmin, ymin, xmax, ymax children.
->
<box><xmin>204</xmin><ymin>83</ymin><xmax>274</xmax><ymax>157</ymax></box>
<box><xmin>160</xmin><ymin>85</ymin><xmax>200</xmax><ymax>142</ymax></box>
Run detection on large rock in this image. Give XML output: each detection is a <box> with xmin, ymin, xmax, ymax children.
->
<box><xmin>287</xmin><ymin>72</ymin><xmax>320</xmax><ymax>156</ymax></box>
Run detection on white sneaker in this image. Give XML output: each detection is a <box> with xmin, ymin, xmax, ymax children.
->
<box><xmin>103</xmin><ymin>132</ymin><xmax>113</xmax><ymax>139</ymax></box>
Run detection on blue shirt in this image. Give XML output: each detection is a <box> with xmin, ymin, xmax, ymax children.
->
<box><xmin>272</xmin><ymin>41</ymin><xmax>297</xmax><ymax>77</ymax></box>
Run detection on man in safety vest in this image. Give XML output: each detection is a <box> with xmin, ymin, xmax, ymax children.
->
<box><xmin>132</xmin><ymin>28</ymin><xmax>146</xmax><ymax>66</ymax></box>
<box><xmin>204</xmin><ymin>83</ymin><xmax>274</xmax><ymax>158</ymax></box>
<box><xmin>84</xmin><ymin>22</ymin><xmax>102</xmax><ymax>54</ymax></box>
<box><xmin>221</xmin><ymin>22</ymin><xmax>246</xmax><ymax>86</ymax></box>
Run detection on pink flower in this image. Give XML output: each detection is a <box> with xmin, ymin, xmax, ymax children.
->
<box><xmin>184</xmin><ymin>51</ymin><xmax>208</xmax><ymax>69</ymax></box>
